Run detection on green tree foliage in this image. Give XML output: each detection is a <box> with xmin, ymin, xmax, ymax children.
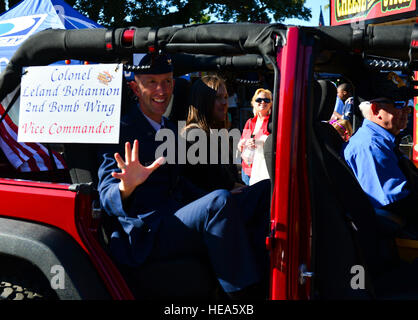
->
<box><xmin>0</xmin><ymin>0</ymin><xmax>17</xmax><ymax>15</ymax></box>
<box><xmin>41</xmin><ymin>0</ymin><xmax>311</xmax><ymax>28</ymax></box>
<box><xmin>8</xmin><ymin>0</ymin><xmax>19</xmax><ymax>8</ymax></box>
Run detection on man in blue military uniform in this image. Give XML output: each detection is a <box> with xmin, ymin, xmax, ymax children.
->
<box><xmin>97</xmin><ymin>53</ymin><xmax>270</xmax><ymax>299</ymax></box>
<box><xmin>344</xmin><ymin>97</ymin><xmax>417</xmax><ymax>223</ymax></box>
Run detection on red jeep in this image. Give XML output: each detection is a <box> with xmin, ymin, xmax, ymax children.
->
<box><xmin>0</xmin><ymin>22</ymin><xmax>418</xmax><ymax>300</ymax></box>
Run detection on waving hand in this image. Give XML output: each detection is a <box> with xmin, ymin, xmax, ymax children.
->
<box><xmin>111</xmin><ymin>139</ymin><xmax>165</xmax><ymax>200</ymax></box>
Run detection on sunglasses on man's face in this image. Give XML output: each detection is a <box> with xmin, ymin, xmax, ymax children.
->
<box><xmin>255</xmin><ymin>98</ymin><xmax>271</xmax><ymax>103</ymax></box>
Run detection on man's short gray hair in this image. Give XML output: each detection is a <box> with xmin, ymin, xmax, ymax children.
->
<box><xmin>359</xmin><ymin>101</ymin><xmax>372</xmax><ymax>119</ymax></box>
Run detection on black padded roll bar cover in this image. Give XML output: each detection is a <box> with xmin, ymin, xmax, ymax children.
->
<box><xmin>129</xmin><ymin>26</ymin><xmax>182</xmax><ymax>52</ymax></box>
<box><xmin>104</xmin><ymin>29</ymin><xmax>115</xmax><ymax>51</ymax></box>
<box><xmin>131</xmin><ymin>27</ymin><xmax>160</xmax><ymax>52</ymax></box>
<box><xmin>146</xmin><ymin>27</ymin><xmax>159</xmax><ymax>53</ymax></box>
<box><xmin>171</xmin><ymin>53</ymin><xmax>265</xmax><ymax>76</ymax></box>
<box><xmin>410</xmin><ymin>23</ymin><xmax>418</xmax><ymax>50</ymax></box>
<box><xmin>0</xmin><ymin>28</ymin><xmax>126</xmax><ymax>101</ymax></box>
<box><xmin>365</xmin><ymin>24</ymin><xmax>414</xmax><ymax>60</ymax></box>
<box><xmin>132</xmin><ymin>23</ymin><xmax>286</xmax><ymax>57</ymax></box>
<box><xmin>63</xmin><ymin>28</ymin><xmax>129</xmax><ymax>57</ymax></box>
<box><xmin>5</xmin><ymin>28</ymin><xmax>130</xmax><ymax>68</ymax></box>
<box><xmin>2</xmin><ymin>29</ymin><xmax>67</xmax><ymax>75</ymax></box>
<box><xmin>316</xmin><ymin>24</ymin><xmax>414</xmax><ymax>60</ymax></box>
<box><xmin>315</xmin><ymin>25</ymin><xmax>358</xmax><ymax>50</ymax></box>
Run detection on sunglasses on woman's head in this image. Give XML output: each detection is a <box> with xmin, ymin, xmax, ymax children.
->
<box><xmin>255</xmin><ymin>98</ymin><xmax>271</xmax><ymax>103</ymax></box>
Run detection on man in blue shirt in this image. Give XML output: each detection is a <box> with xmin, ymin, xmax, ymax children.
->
<box><xmin>331</xmin><ymin>83</ymin><xmax>354</xmax><ymax>125</ymax></box>
<box><xmin>344</xmin><ymin>97</ymin><xmax>417</xmax><ymax>222</ymax></box>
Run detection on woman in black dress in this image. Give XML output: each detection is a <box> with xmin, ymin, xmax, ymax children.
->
<box><xmin>181</xmin><ymin>75</ymin><xmax>243</xmax><ymax>192</ymax></box>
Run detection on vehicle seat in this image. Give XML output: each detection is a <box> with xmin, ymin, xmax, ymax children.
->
<box><xmin>310</xmin><ymin>79</ymin><xmax>418</xmax><ymax>299</ymax></box>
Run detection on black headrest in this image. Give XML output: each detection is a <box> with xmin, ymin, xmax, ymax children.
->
<box><xmin>170</xmin><ymin>77</ymin><xmax>191</xmax><ymax>121</ymax></box>
<box><xmin>314</xmin><ymin>80</ymin><xmax>337</xmax><ymax>121</ymax></box>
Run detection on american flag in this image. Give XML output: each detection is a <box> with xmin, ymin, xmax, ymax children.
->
<box><xmin>319</xmin><ymin>6</ymin><xmax>325</xmax><ymax>26</ymax></box>
<box><xmin>0</xmin><ymin>85</ymin><xmax>66</xmax><ymax>172</ymax></box>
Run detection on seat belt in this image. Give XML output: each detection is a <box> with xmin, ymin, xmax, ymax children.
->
<box><xmin>321</xmin><ymin>139</ymin><xmax>377</xmax><ymax>299</ymax></box>
<box><xmin>313</xmin><ymin>126</ymin><xmax>377</xmax><ymax>298</ymax></box>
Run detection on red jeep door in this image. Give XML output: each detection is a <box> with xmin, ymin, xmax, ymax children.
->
<box><xmin>0</xmin><ymin>178</ymin><xmax>134</xmax><ymax>299</ymax></box>
<box><xmin>268</xmin><ymin>26</ymin><xmax>313</xmax><ymax>300</ymax></box>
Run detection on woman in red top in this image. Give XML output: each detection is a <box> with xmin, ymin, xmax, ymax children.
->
<box><xmin>238</xmin><ymin>88</ymin><xmax>272</xmax><ymax>185</ymax></box>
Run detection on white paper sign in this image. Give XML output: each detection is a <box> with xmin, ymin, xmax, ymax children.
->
<box><xmin>18</xmin><ymin>63</ymin><xmax>122</xmax><ymax>143</ymax></box>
